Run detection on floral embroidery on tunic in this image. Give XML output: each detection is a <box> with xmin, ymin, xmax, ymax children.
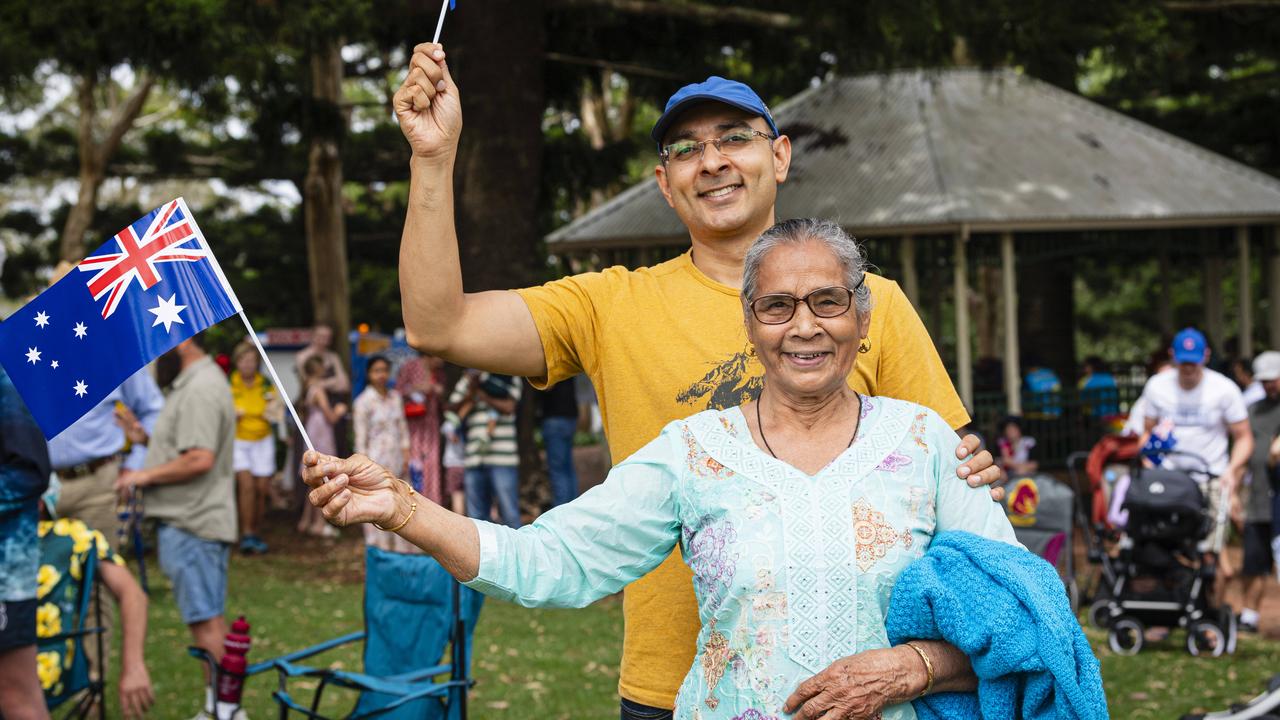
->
<box><xmin>908</xmin><ymin>412</ymin><xmax>929</xmax><ymax>452</ymax></box>
<box><xmin>686</xmin><ymin>516</ymin><xmax>740</xmax><ymax>615</ymax></box>
<box><xmin>752</xmin><ymin>568</ymin><xmax>788</xmax><ymax>620</ymax></box>
<box><xmin>732</xmin><ymin>710</ymin><xmax>781</xmax><ymax>720</ymax></box>
<box><xmin>876</xmin><ymin>451</ymin><xmax>912</xmax><ymax>473</ymax></box>
<box><xmin>860</xmin><ymin>396</ymin><xmax>875</xmax><ymax>419</ymax></box>
<box><xmin>685</xmin><ymin>427</ymin><xmax>737</xmax><ymax>480</ymax></box>
<box><xmin>851</xmin><ymin>498</ymin><xmax>912</xmax><ymax>571</ymax></box>
<box><xmin>703</xmin><ymin>627</ymin><xmax>731</xmax><ymax>709</ymax></box>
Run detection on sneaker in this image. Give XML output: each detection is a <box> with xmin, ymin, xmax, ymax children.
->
<box><xmin>251</xmin><ymin>536</ymin><xmax>269</xmax><ymax>554</ymax></box>
<box><xmin>238</xmin><ymin>537</ymin><xmax>256</xmax><ymax>555</ymax></box>
<box><xmin>1240</xmin><ymin>617</ymin><xmax>1259</xmax><ymax>634</ymax></box>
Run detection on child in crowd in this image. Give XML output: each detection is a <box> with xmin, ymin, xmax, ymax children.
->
<box><xmin>298</xmin><ymin>355</ymin><xmax>347</xmax><ymax>538</ymax></box>
<box><xmin>997</xmin><ymin>415</ymin><xmax>1038</xmax><ymax>478</ymax></box>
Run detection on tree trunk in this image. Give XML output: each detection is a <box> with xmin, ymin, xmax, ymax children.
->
<box><xmin>303</xmin><ymin>37</ymin><xmax>352</xmax><ymax>371</ymax></box>
<box><xmin>449</xmin><ymin>0</ymin><xmax>548</xmax><ymax>497</ymax></box>
<box><xmin>59</xmin><ymin>72</ymin><xmax>155</xmax><ymax>261</ymax></box>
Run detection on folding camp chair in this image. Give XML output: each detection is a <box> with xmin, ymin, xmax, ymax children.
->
<box><xmin>190</xmin><ymin>546</ymin><xmax>480</xmax><ymax>720</ymax></box>
<box><xmin>40</xmin><ymin>543</ymin><xmax>106</xmax><ymax>720</ymax></box>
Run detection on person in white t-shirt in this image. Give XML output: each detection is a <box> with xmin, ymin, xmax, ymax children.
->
<box><xmin>1141</xmin><ymin>327</ymin><xmax>1253</xmax><ymax>583</ymax></box>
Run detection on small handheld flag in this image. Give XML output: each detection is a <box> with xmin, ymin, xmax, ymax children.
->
<box><xmin>432</xmin><ymin>0</ymin><xmax>457</xmax><ymax>44</ymax></box>
<box><xmin>0</xmin><ymin>198</ymin><xmax>313</xmax><ymax>452</ymax></box>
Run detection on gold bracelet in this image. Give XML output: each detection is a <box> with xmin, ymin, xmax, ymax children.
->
<box><xmin>373</xmin><ymin>481</ymin><xmax>417</xmax><ymax>533</ymax></box>
<box><xmin>904</xmin><ymin>641</ymin><xmax>935</xmax><ymax>698</ymax></box>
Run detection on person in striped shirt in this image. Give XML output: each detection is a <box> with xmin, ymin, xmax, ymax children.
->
<box><xmin>448</xmin><ymin>370</ymin><xmax>522</xmax><ymax>528</ymax></box>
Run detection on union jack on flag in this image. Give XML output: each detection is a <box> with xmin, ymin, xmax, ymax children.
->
<box><xmin>77</xmin><ymin>199</ymin><xmax>209</xmax><ymax>319</ymax></box>
<box><xmin>0</xmin><ymin>197</ymin><xmax>241</xmax><ymax>438</ymax></box>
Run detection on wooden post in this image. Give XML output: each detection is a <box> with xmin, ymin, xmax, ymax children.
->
<box><xmin>1271</xmin><ymin>227</ymin><xmax>1280</xmax><ymax>348</ymax></box>
<box><xmin>1001</xmin><ymin>232</ymin><xmax>1022</xmax><ymax>415</ymax></box>
<box><xmin>901</xmin><ymin>235</ymin><xmax>919</xmax><ymax>308</ymax></box>
<box><xmin>954</xmin><ymin>228</ymin><xmax>973</xmax><ymax>410</ymax></box>
<box><xmin>1158</xmin><ymin>244</ymin><xmax>1174</xmax><ymax>337</ymax></box>
<box><xmin>1205</xmin><ymin>252</ymin><xmax>1225</xmax><ymax>352</ymax></box>
<box><xmin>1238</xmin><ymin>226</ymin><xmax>1253</xmax><ymax>357</ymax></box>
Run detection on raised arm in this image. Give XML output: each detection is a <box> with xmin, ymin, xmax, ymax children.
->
<box><xmin>394</xmin><ymin>42</ymin><xmax>546</xmax><ymax>377</ymax></box>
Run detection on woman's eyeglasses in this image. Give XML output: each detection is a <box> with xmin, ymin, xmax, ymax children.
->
<box><xmin>748</xmin><ymin>284</ymin><xmax>860</xmax><ymax>325</ymax></box>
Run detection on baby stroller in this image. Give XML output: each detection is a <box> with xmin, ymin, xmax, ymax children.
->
<box><xmin>1092</xmin><ymin>450</ymin><xmax>1237</xmax><ymax>657</ymax></box>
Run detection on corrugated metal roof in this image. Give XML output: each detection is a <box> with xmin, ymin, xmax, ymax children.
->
<box><xmin>547</xmin><ymin>68</ymin><xmax>1280</xmax><ymax>249</ymax></box>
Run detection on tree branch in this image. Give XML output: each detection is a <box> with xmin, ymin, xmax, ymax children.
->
<box><xmin>549</xmin><ymin>0</ymin><xmax>800</xmax><ymax>29</ymax></box>
<box><xmin>1164</xmin><ymin>0</ymin><xmax>1280</xmax><ymax>10</ymax></box>
<box><xmin>545</xmin><ymin>52</ymin><xmax>684</xmax><ymax>80</ymax></box>
<box><xmin>96</xmin><ymin>73</ymin><xmax>155</xmax><ymax>168</ymax></box>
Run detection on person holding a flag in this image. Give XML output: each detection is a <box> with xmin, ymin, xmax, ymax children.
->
<box><xmin>381</xmin><ymin>43</ymin><xmax>1005</xmax><ymax>718</ymax></box>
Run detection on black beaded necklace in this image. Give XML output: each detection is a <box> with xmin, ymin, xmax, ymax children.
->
<box><xmin>755</xmin><ymin>386</ymin><xmax>863</xmax><ymax>460</ymax></box>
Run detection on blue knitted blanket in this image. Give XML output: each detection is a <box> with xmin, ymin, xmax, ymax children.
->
<box><xmin>885</xmin><ymin>531</ymin><xmax>1108</xmax><ymax>720</ymax></box>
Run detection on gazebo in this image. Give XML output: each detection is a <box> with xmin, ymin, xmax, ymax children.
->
<box><xmin>547</xmin><ymin>68</ymin><xmax>1280</xmax><ymax>421</ymax></box>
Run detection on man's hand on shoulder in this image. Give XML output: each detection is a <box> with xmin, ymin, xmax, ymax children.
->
<box><xmin>955</xmin><ymin>433</ymin><xmax>1004</xmax><ymax>501</ymax></box>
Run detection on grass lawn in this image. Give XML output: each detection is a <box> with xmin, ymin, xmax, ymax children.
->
<box><xmin>97</xmin><ymin>520</ymin><xmax>1280</xmax><ymax>719</ymax></box>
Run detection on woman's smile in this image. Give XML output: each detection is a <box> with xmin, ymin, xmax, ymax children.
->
<box><xmin>781</xmin><ymin>349</ymin><xmax>832</xmax><ymax>368</ymax></box>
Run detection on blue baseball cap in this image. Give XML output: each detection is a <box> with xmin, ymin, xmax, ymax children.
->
<box><xmin>650</xmin><ymin>76</ymin><xmax>779</xmax><ymax>150</ymax></box>
<box><xmin>1171</xmin><ymin>328</ymin><xmax>1208</xmax><ymax>364</ymax></box>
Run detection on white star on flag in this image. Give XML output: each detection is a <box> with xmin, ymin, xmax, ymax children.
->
<box><xmin>73</xmin><ymin>322</ymin><xmax>87</xmax><ymax>339</ymax></box>
<box><xmin>34</xmin><ymin>311</ymin><xmax>49</xmax><ymax>328</ymax></box>
<box><xmin>148</xmin><ymin>294</ymin><xmax>187</xmax><ymax>333</ymax></box>
<box><xmin>50</xmin><ymin>360</ymin><xmax>59</xmax><ymax>369</ymax></box>
<box><xmin>25</xmin><ymin>347</ymin><xmax>41</xmax><ymax>364</ymax></box>
<box><xmin>73</xmin><ymin>380</ymin><xmax>88</xmax><ymax>398</ymax></box>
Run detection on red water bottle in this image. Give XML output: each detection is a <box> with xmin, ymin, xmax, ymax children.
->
<box><xmin>216</xmin><ymin>616</ymin><xmax>252</xmax><ymax>710</ymax></box>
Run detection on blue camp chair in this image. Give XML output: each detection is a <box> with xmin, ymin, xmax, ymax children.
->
<box><xmin>191</xmin><ymin>546</ymin><xmax>480</xmax><ymax>720</ymax></box>
<box><xmin>40</xmin><ymin>542</ymin><xmax>106</xmax><ymax>720</ymax></box>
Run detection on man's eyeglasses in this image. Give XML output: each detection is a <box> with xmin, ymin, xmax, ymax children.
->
<box><xmin>748</xmin><ymin>284</ymin><xmax>862</xmax><ymax>325</ymax></box>
<box><xmin>660</xmin><ymin>129</ymin><xmax>775</xmax><ymax>165</ymax></box>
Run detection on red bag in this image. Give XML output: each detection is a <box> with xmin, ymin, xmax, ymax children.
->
<box><xmin>404</xmin><ymin>401</ymin><xmax>426</xmax><ymax>418</ymax></box>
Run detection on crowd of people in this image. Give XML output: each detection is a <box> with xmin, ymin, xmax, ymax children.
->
<box><xmin>0</xmin><ymin>310</ymin><xmax>592</xmax><ymax>719</ymax></box>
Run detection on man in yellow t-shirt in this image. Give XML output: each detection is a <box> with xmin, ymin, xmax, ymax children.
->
<box><xmin>390</xmin><ymin>45</ymin><xmax>1001</xmax><ymax>716</ymax></box>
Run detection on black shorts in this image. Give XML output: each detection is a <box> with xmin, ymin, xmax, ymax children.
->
<box><xmin>0</xmin><ymin>598</ymin><xmax>37</xmax><ymax>652</ymax></box>
<box><xmin>1242</xmin><ymin>521</ymin><xmax>1275</xmax><ymax>577</ymax></box>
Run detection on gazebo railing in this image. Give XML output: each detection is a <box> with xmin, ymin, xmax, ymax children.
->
<box><xmin>970</xmin><ymin>383</ymin><xmax>1144</xmax><ymax>468</ymax></box>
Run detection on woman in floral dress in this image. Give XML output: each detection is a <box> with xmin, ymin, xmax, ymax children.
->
<box><xmin>303</xmin><ymin>220</ymin><xmax>1029</xmax><ymax>719</ymax></box>
<box><xmin>396</xmin><ymin>351</ymin><xmax>446</xmax><ymax>504</ymax></box>
<box><xmin>353</xmin><ymin>355</ymin><xmax>416</xmax><ymax>552</ymax></box>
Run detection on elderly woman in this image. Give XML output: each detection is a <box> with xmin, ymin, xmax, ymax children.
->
<box><xmin>303</xmin><ymin>219</ymin><xmax>1021</xmax><ymax>719</ymax></box>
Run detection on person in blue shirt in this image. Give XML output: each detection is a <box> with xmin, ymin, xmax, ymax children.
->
<box><xmin>1078</xmin><ymin>356</ymin><xmax>1119</xmax><ymax>418</ymax></box>
<box><xmin>47</xmin><ymin>369</ymin><xmax>163</xmax><ymax>550</ymax></box>
<box><xmin>0</xmin><ymin>364</ymin><xmax>53</xmax><ymax>720</ymax></box>
<box><xmin>1022</xmin><ymin>357</ymin><xmax>1062</xmax><ymax>419</ymax></box>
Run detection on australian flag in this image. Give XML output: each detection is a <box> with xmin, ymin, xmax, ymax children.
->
<box><xmin>0</xmin><ymin>198</ymin><xmax>240</xmax><ymax>438</ymax></box>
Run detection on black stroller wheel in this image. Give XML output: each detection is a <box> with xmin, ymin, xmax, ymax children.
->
<box><xmin>1109</xmin><ymin>616</ymin><xmax>1145</xmax><ymax>655</ymax></box>
<box><xmin>1187</xmin><ymin>621</ymin><xmax>1227</xmax><ymax>657</ymax></box>
<box><xmin>1066</xmin><ymin>578</ymin><xmax>1080</xmax><ymax>615</ymax></box>
<box><xmin>1088</xmin><ymin>598</ymin><xmax>1113</xmax><ymax>629</ymax></box>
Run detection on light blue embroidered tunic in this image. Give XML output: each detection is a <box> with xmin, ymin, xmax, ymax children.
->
<box><xmin>464</xmin><ymin>397</ymin><xmax>1020</xmax><ymax>720</ymax></box>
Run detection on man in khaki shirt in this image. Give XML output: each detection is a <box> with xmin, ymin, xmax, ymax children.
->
<box><xmin>117</xmin><ymin>333</ymin><xmax>236</xmax><ymax>718</ymax></box>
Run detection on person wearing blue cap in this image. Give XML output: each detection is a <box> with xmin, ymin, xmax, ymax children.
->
<box><xmin>385</xmin><ymin>43</ymin><xmax>1006</xmax><ymax>718</ymax></box>
<box><xmin>1140</xmin><ymin>327</ymin><xmax>1253</xmax><ymax>586</ymax></box>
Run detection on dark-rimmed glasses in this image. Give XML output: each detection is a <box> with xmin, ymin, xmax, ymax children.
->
<box><xmin>749</xmin><ymin>284</ymin><xmax>861</xmax><ymax>325</ymax></box>
<box><xmin>660</xmin><ymin>129</ymin><xmax>775</xmax><ymax>165</ymax></box>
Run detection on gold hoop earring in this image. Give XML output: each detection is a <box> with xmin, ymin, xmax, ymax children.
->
<box><xmin>858</xmin><ymin>340</ymin><xmax>871</xmax><ymax>354</ymax></box>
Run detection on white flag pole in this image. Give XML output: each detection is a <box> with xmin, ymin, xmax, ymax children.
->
<box><xmin>432</xmin><ymin>0</ymin><xmax>450</xmax><ymax>43</ymax></box>
<box><xmin>236</xmin><ymin>313</ymin><xmax>315</xmax><ymax>453</ymax></box>
<box><xmin>170</xmin><ymin>196</ymin><xmax>316</xmax><ymax>454</ymax></box>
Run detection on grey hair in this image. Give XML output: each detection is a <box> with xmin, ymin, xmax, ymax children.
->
<box><xmin>741</xmin><ymin>218</ymin><xmax>873</xmax><ymax>315</ymax></box>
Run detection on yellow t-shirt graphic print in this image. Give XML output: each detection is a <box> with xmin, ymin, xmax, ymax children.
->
<box><xmin>515</xmin><ymin>251</ymin><xmax>967</xmax><ymax>709</ymax></box>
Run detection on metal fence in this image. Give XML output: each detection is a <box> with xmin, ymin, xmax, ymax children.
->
<box><xmin>971</xmin><ymin>382</ymin><xmax>1145</xmax><ymax>468</ymax></box>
